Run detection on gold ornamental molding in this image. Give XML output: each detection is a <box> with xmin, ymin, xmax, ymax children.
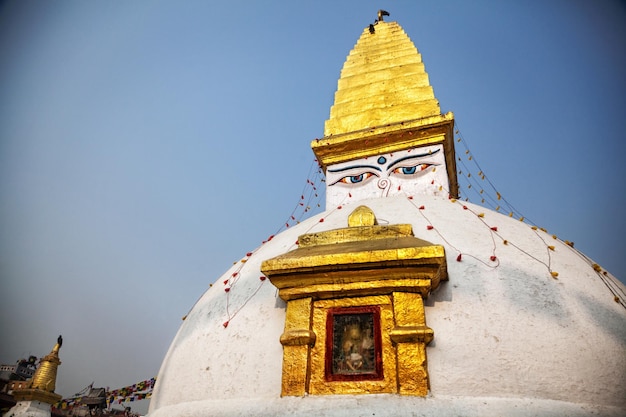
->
<box><xmin>312</xmin><ymin>113</ymin><xmax>454</xmax><ymax>169</ymax></box>
<box><xmin>261</xmin><ymin>206</ymin><xmax>447</xmax><ymax>397</ymax></box>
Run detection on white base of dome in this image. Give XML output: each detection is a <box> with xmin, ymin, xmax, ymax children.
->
<box><xmin>146</xmin><ymin>394</ymin><xmax>625</xmax><ymax>417</ymax></box>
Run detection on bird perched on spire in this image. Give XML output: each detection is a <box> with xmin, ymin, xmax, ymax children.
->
<box><xmin>377</xmin><ymin>10</ymin><xmax>390</xmax><ymax>22</ymax></box>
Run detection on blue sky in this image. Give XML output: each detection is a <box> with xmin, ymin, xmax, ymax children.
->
<box><xmin>1</xmin><ymin>1</ymin><xmax>625</xmax><ymax>413</ymax></box>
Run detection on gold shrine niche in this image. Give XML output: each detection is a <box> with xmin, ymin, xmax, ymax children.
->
<box><xmin>261</xmin><ymin>206</ymin><xmax>447</xmax><ymax>396</ymax></box>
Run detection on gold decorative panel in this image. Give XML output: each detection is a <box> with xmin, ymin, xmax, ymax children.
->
<box><xmin>309</xmin><ymin>296</ymin><xmax>396</xmax><ymax>395</ymax></box>
<box><xmin>261</xmin><ymin>206</ymin><xmax>447</xmax><ymax>397</ymax></box>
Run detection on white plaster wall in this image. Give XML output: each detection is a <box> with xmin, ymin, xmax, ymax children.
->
<box><xmin>148</xmin><ymin>195</ymin><xmax>626</xmax><ymax>416</ymax></box>
<box><xmin>148</xmin><ymin>395</ymin><xmax>625</xmax><ymax>417</ymax></box>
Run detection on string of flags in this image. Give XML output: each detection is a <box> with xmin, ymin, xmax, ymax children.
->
<box><xmin>106</xmin><ymin>377</ymin><xmax>156</xmax><ymax>405</ymax></box>
<box><xmin>54</xmin><ymin>377</ymin><xmax>156</xmax><ymax>410</ymax></box>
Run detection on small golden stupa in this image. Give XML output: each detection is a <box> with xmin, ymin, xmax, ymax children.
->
<box><xmin>12</xmin><ymin>336</ymin><xmax>63</xmax><ymax>406</ymax></box>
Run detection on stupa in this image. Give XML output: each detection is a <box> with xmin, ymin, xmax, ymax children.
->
<box><xmin>4</xmin><ymin>336</ymin><xmax>63</xmax><ymax>417</ymax></box>
<box><xmin>147</xmin><ymin>13</ymin><xmax>626</xmax><ymax>417</ymax></box>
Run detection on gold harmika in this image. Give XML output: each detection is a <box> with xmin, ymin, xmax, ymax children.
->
<box><xmin>261</xmin><ymin>206</ymin><xmax>447</xmax><ymax>396</ymax></box>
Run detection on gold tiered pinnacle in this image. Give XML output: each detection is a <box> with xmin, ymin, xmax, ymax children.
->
<box><xmin>324</xmin><ymin>21</ymin><xmax>441</xmax><ymax>137</ymax></box>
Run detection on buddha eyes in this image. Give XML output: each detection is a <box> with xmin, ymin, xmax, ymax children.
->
<box><xmin>330</xmin><ymin>163</ymin><xmax>434</xmax><ymax>186</ymax></box>
<box><xmin>332</xmin><ymin>172</ymin><xmax>377</xmax><ymax>185</ymax></box>
<box><xmin>327</xmin><ymin>150</ymin><xmax>442</xmax><ymax>188</ymax></box>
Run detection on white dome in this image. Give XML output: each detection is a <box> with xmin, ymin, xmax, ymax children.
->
<box><xmin>148</xmin><ymin>195</ymin><xmax>626</xmax><ymax>416</ymax></box>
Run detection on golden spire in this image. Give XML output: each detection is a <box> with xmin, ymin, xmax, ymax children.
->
<box><xmin>324</xmin><ymin>20</ymin><xmax>441</xmax><ymax>137</ymax></box>
<box><xmin>28</xmin><ymin>335</ymin><xmax>62</xmax><ymax>393</ymax></box>
<box><xmin>11</xmin><ymin>336</ymin><xmax>63</xmax><ymax>405</ymax></box>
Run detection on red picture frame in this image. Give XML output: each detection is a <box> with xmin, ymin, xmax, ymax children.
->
<box><xmin>325</xmin><ymin>305</ymin><xmax>383</xmax><ymax>381</ymax></box>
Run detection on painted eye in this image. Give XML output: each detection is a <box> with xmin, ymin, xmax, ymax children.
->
<box><xmin>329</xmin><ymin>171</ymin><xmax>378</xmax><ymax>186</ymax></box>
<box><xmin>392</xmin><ymin>164</ymin><xmax>433</xmax><ymax>175</ymax></box>
<box><xmin>338</xmin><ymin>172</ymin><xmax>376</xmax><ymax>184</ymax></box>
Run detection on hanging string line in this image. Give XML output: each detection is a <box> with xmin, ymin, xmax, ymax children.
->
<box><xmin>451</xmin><ymin>122</ymin><xmax>624</xmax><ymax>308</ymax></box>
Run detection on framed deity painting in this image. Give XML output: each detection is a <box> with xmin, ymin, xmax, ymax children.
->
<box><xmin>325</xmin><ymin>305</ymin><xmax>383</xmax><ymax>381</ymax></box>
